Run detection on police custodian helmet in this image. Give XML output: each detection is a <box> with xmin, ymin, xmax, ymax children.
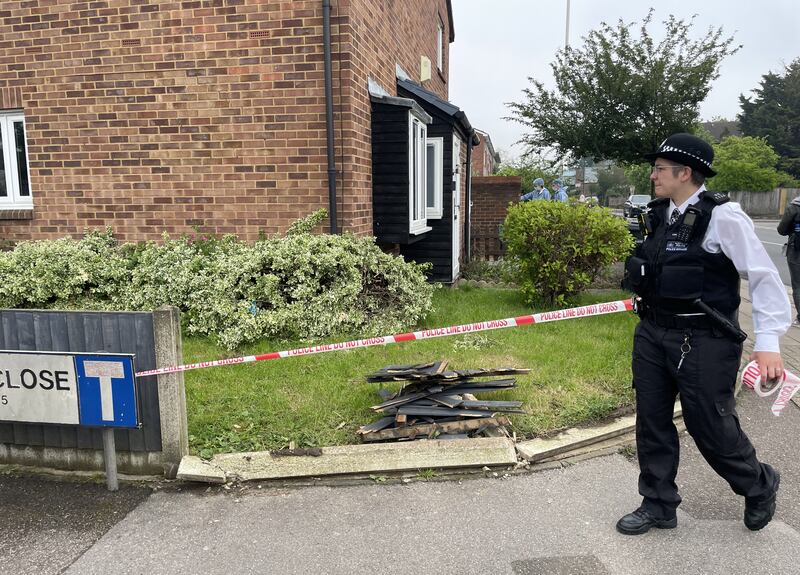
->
<box><xmin>644</xmin><ymin>133</ymin><xmax>717</xmax><ymax>177</ymax></box>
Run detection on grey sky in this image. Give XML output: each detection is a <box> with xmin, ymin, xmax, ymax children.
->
<box><xmin>449</xmin><ymin>0</ymin><xmax>800</xmax><ymax>161</ymax></box>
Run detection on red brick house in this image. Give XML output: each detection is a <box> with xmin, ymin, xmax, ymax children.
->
<box><xmin>471</xmin><ymin>128</ymin><xmax>500</xmax><ymax>177</ymax></box>
<box><xmin>0</xmin><ymin>0</ymin><xmax>477</xmax><ymax>282</ymax></box>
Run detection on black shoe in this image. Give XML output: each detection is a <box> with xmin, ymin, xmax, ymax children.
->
<box><xmin>616</xmin><ymin>507</ymin><xmax>677</xmax><ymax>535</ymax></box>
<box><xmin>745</xmin><ymin>471</ymin><xmax>780</xmax><ymax>531</ymax></box>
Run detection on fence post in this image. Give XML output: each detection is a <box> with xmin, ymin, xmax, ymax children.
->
<box><xmin>153</xmin><ymin>305</ymin><xmax>188</xmax><ymax>478</ymax></box>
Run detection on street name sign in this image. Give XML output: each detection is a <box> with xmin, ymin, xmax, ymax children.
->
<box><xmin>0</xmin><ymin>351</ymin><xmax>139</xmax><ymax>428</ymax></box>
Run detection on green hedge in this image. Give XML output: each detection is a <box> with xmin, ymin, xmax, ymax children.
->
<box><xmin>0</xmin><ymin>211</ymin><xmax>435</xmax><ymax>350</ymax></box>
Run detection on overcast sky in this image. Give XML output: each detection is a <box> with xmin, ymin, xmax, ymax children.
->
<box><xmin>449</xmin><ymin>0</ymin><xmax>800</xmax><ymax>161</ymax></box>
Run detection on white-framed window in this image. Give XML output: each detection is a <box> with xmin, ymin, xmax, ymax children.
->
<box><xmin>426</xmin><ymin>137</ymin><xmax>443</xmax><ymax>219</ymax></box>
<box><xmin>436</xmin><ymin>18</ymin><xmax>444</xmax><ymax>72</ymax></box>
<box><xmin>0</xmin><ymin>111</ymin><xmax>32</xmax><ymax>209</ymax></box>
<box><xmin>408</xmin><ymin>112</ymin><xmax>430</xmax><ymax>234</ymax></box>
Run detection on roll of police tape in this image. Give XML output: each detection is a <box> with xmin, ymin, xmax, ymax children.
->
<box><xmin>134</xmin><ymin>299</ymin><xmax>634</xmax><ymax>378</ymax></box>
<box><xmin>740</xmin><ymin>360</ymin><xmax>800</xmax><ymax>416</ymax></box>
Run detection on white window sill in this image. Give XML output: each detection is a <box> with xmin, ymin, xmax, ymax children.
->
<box><xmin>409</xmin><ymin>225</ymin><xmax>432</xmax><ymax>236</ymax></box>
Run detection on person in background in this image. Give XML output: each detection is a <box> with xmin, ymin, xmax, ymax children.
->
<box><xmin>777</xmin><ymin>194</ymin><xmax>800</xmax><ymax>327</ymax></box>
<box><xmin>520</xmin><ymin>177</ymin><xmax>550</xmax><ymax>202</ymax></box>
<box><xmin>552</xmin><ymin>179</ymin><xmax>568</xmax><ymax>203</ymax></box>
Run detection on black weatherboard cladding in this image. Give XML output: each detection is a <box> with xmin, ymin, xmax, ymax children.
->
<box><xmin>371</xmin><ymin>101</ymin><xmax>415</xmax><ymax>244</ymax></box>
<box><xmin>397</xmin><ymin>79</ymin><xmax>473</xmax><ymax>283</ymax></box>
<box><xmin>0</xmin><ymin>310</ymin><xmax>162</xmax><ymax>452</ymax></box>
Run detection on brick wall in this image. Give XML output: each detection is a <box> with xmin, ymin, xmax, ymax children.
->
<box><xmin>471</xmin><ymin>137</ymin><xmax>492</xmax><ymax>177</ymax></box>
<box><xmin>470</xmin><ymin>130</ymin><xmax>498</xmax><ymax>177</ymax></box>
<box><xmin>470</xmin><ymin>175</ymin><xmax>520</xmax><ymax>259</ymax></box>
<box><xmin>0</xmin><ymin>0</ymin><xmax>451</xmax><ymax>242</ymax></box>
<box><xmin>338</xmin><ymin>0</ymin><xmax>450</xmax><ymax>237</ymax></box>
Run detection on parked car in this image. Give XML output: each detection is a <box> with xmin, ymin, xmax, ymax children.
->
<box><xmin>623</xmin><ymin>194</ymin><xmax>651</xmax><ymax>217</ymax></box>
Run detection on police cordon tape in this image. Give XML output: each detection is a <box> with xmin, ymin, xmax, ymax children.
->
<box><xmin>134</xmin><ymin>299</ymin><xmax>635</xmax><ymax>378</ymax></box>
<box><xmin>741</xmin><ymin>360</ymin><xmax>800</xmax><ymax>417</ymax></box>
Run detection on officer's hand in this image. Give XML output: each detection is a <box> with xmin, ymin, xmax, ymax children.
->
<box><xmin>749</xmin><ymin>351</ymin><xmax>784</xmax><ymax>384</ymax></box>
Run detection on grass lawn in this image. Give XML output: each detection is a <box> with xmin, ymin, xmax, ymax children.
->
<box><xmin>183</xmin><ymin>286</ymin><xmax>638</xmax><ymax>458</ymax></box>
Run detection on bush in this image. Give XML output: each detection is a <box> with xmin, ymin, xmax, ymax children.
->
<box><xmin>502</xmin><ymin>201</ymin><xmax>633</xmax><ymax>305</ymax></box>
<box><xmin>0</xmin><ymin>212</ymin><xmax>435</xmax><ymax>350</ymax></box>
<box><xmin>709</xmin><ymin>136</ymin><xmax>781</xmax><ymax>192</ymax></box>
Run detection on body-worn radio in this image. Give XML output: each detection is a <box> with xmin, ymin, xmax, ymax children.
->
<box><xmin>674</xmin><ymin>205</ymin><xmax>703</xmax><ymax>243</ymax></box>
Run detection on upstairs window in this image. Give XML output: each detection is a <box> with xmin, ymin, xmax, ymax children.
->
<box><xmin>0</xmin><ymin>112</ymin><xmax>32</xmax><ymax>209</ymax></box>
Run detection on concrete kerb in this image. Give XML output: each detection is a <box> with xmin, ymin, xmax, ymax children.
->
<box><xmin>176</xmin><ymin>404</ymin><xmax>685</xmax><ymax>485</ymax></box>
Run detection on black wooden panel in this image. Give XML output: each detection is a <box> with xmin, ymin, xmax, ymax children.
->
<box><xmin>372</xmin><ymin>101</ymin><xmax>412</xmax><ymax>244</ymax></box>
<box><xmin>0</xmin><ymin>310</ymin><xmax>161</xmax><ymax>453</ymax></box>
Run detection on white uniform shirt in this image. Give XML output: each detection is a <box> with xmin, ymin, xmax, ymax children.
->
<box><xmin>670</xmin><ymin>186</ymin><xmax>791</xmax><ymax>353</ymax></box>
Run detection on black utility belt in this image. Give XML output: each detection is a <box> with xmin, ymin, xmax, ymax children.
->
<box><xmin>647</xmin><ymin>310</ymin><xmax>715</xmax><ymax>330</ymax></box>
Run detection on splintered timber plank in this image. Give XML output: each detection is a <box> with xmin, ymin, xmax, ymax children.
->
<box><xmin>367</xmin><ymin>366</ymin><xmax>527</xmax><ymax>384</ymax></box>
<box><xmin>399</xmin><ymin>379</ymin><xmax>517</xmax><ymax>397</ymax></box>
<box><xmin>402</xmin><ymin>378</ymin><xmax>516</xmax><ymax>394</ymax></box>
<box><xmin>370</xmin><ymin>391</ymin><xmax>431</xmax><ymax>412</ymax></box>
<box><xmin>433</xmin><ymin>385</ymin><xmax>516</xmax><ymax>395</ymax></box>
<box><xmin>429</xmin><ymin>394</ymin><xmax>463</xmax><ymax>408</ymax></box>
<box><xmin>427</xmin><ymin>368</ymin><xmax>530</xmax><ymax>382</ymax></box>
<box><xmin>366</xmin><ymin>361</ymin><xmax>447</xmax><ymax>382</ymax></box>
<box><xmin>444</xmin><ymin>378</ymin><xmax>518</xmax><ymax>390</ymax></box>
<box><xmin>356</xmin><ymin>416</ymin><xmax>396</xmax><ymax>435</ymax></box>
<box><xmin>461</xmin><ymin>400</ymin><xmax>524</xmax><ymax>409</ymax></box>
<box><xmin>360</xmin><ymin>416</ymin><xmax>510</xmax><ymax>442</ymax></box>
<box><xmin>369</xmin><ymin>385</ymin><xmax>445</xmax><ymax>412</ymax></box>
<box><xmin>396</xmin><ymin>406</ymin><xmax>496</xmax><ymax>418</ymax></box>
<box><xmin>372</xmin><ymin>382</ymin><xmax>520</xmax><ymax>413</ymax></box>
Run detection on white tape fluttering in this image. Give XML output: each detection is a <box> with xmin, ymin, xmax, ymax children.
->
<box><xmin>741</xmin><ymin>360</ymin><xmax>800</xmax><ymax>416</ymax></box>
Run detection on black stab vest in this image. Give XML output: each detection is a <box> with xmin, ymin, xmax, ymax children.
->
<box><xmin>635</xmin><ymin>191</ymin><xmax>741</xmax><ymax>315</ymax></box>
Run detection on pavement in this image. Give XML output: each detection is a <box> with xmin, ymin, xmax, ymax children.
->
<box><xmin>2</xmin><ymin>281</ymin><xmax>799</xmax><ymax>575</ymax></box>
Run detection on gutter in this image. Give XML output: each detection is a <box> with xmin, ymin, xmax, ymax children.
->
<box><xmin>322</xmin><ymin>0</ymin><xmax>338</xmax><ymax>233</ymax></box>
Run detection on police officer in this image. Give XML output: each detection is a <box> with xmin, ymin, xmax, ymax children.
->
<box><xmin>777</xmin><ymin>194</ymin><xmax>800</xmax><ymax>327</ymax></box>
<box><xmin>618</xmin><ymin>133</ymin><xmax>791</xmax><ymax>535</ymax></box>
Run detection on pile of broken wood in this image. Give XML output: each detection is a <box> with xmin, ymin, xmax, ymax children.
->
<box><xmin>357</xmin><ymin>361</ymin><xmax>529</xmax><ymax>442</ymax></box>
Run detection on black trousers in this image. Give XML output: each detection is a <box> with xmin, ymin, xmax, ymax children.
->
<box><xmin>632</xmin><ymin>317</ymin><xmax>777</xmax><ymax>519</ymax></box>
<box><xmin>788</xmin><ymin>245</ymin><xmax>800</xmax><ymax>322</ymax></box>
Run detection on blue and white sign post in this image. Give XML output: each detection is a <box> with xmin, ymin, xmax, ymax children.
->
<box><xmin>0</xmin><ymin>351</ymin><xmax>139</xmax><ymax>491</ymax></box>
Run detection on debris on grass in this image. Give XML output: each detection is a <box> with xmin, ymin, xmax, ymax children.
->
<box><xmin>358</xmin><ymin>361</ymin><xmax>528</xmax><ymax>442</ymax></box>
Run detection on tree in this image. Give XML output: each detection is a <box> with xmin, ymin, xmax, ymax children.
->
<box><xmin>596</xmin><ymin>164</ymin><xmax>631</xmax><ymax>204</ymax></box>
<box><xmin>507</xmin><ymin>10</ymin><xmax>739</xmax><ymax>165</ymax></box>
<box><xmin>623</xmin><ymin>163</ymin><xmax>652</xmax><ymax>196</ymax></box>
<box><xmin>738</xmin><ymin>58</ymin><xmax>800</xmax><ymax>178</ymax></box>
<box><xmin>708</xmin><ymin>136</ymin><xmax>780</xmax><ymax>192</ymax></box>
